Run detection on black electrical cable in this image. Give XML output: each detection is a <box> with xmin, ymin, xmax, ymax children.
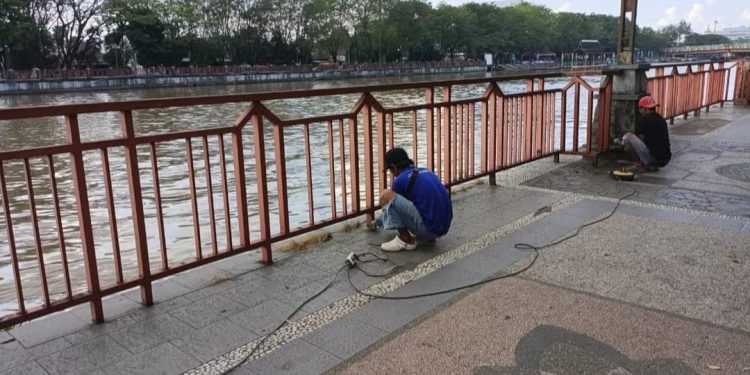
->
<box><xmin>223</xmin><ymin>263</ymin><xmax>349</xmax><ymax>374</ymax></box>
<box><xmin>348</xmin><ymin>188</ymin><xmax>637</xmax><ymax>300</ymax></box>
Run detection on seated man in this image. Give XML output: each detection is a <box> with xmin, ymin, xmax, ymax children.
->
<box><xmin>622</xmin><ymin>95</ymin><xmax>672</xmax><ymax>172</ymax></box>
<box><xmin>378</xmin><ymin>148</ymin><xmax>453</xmax><ymax>252</ymax></box>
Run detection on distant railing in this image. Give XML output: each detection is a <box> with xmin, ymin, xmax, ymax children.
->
<box><xmin>647</xmin><ymin>61</ymin><xmax>742</xmax><ymax>123</ymax></box>
<box><xmin>0</xmin><ymin>69</ymin><xmax>612</xmax><ymax>327</ymax></box>
<box><xmin>0</xmin><ymin>61</ymin><xmax>481</xmax><ymax>81</ymax></box>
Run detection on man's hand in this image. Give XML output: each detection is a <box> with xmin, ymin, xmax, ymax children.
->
<box><xmin>380</xmin><ymin>189</ymin><xmax>397</xmax><ymax>207</ymax></box>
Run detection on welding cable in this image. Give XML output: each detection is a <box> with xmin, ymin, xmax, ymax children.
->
<box><xmin>223</xmin><ymin>263</ymin><xmax>348</xmax><ymax>374</ymax></box>
<box><xmin>348</xmin><ymin>188</ymin><xmax>637</xmax><ymax>300</ymax></box>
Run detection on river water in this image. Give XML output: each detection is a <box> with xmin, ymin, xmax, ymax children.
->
<box><xmin>0</xmin><ymin>72</ymin><xmax>599</xmax><ymax>312</ymax></box>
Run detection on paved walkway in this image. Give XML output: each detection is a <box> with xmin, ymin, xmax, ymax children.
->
<box><xmin>1</xmin><ymin>103</ymin><xmax>748</xmax><ymax>375</ymax></box>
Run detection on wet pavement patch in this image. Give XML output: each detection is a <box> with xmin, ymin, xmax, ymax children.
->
<box><xmin>715</xmin><ymin>163</ymin><xmax>750</xmax><ymax>183</ymax></box>
<box><xmin>670</xmin><ymin>119</ymin><xmax>730</xmax><ymax>135</ymax></box>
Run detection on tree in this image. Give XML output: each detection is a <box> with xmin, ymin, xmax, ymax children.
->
<box><xmin>683</xmin><ymin>33</ymin><xmax>731</xmax><ymax>46</ymax></box>
<box><xmin>51</xmin><ymin>0</ymin><xmax>106</xmax><ymax>68</ymax></box>
<box><xmin>302</xmin><ymin>0</ymin><xmax>350</xmax><ymax>61</ymax></box>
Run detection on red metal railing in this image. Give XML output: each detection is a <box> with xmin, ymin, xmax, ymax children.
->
<box><xmin>0</xmin><ymin>68</ymin><xmax>662</xmax><ymax>328</ymax></box>
<box><xmin>647</xmin><ymin>62</ymin><xmax>738</xmax><ymax>123</ymax></box>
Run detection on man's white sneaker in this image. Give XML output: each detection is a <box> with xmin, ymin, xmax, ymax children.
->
<box><xmin>381</xmin><ymin>235</ymin><xmax>417</xmax><ymax>252</ymax></box>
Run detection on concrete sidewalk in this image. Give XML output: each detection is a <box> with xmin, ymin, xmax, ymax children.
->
<box><xmin>1</xmin><ymin>102</ymin><xmax>748</xmax><ymax>375</ymax></box>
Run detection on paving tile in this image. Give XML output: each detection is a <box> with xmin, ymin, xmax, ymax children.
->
<box><xmin>122</xmin><ymin>279</ymin><xmax>192</xmax><ymax>305</ymax></box>
<box><xmin>228</xmin><ymin>299</ymin><xmax>297</xmax><ymax>335</ymax></box>
<box><xmin>9</xmin><ymin>310</ymin><xmax>88</xmax><ymax>347</ymax></box>
<box><xmin>37</xmin><ymin>335</ymin><xmax>131</xmax><ymax>375</ymax></box>
<box><xmin>171</xmin><ymin>318</ymin><xmax>257</xmax><ymax>362</ymax></box>
<box><xmin>64</xmin><ymin>314</ymin><xmax>136</xmax><ymax>345</ymax></box>
<box><xmin>182</xmin><ymin>277</ymin><xmax>243</xmax><ymax>302</ymax></box>
<box><xmin>222</xmin><ymin>276</ymin><xmax>289</xmax><ymax>308</ymax></box>
<box><xmin>99</xmin><ymin>342</ymin><xmax>200</xmax><ymax>375</ymax></box>
<box><xmin>29</xmin><ymin>337</ymin><xmax>71</xmax><ymax>358</ymax></box>
<box><xmin>255</xmin><ymin>263</ymin><xmax>332</xmax><ymax>290</ymax></box>
<box><xmin>2</xmin><ymin>360</ymin><xmax>48</xmax><ymax>375</ymax></box>
<box><xmin>170</xmin><ymin>294</ymin><xmax>247</xmax><ymax>329</ymax></box>
<box><xmin>347</xmin><ymin>293</ymin><xmax>449</xmax><ymax>333</ymax></box>
<box><xmin>123</xmin><ymin>296</ymin><xmax>193</xmax><ymax>322</ymax></box>
<box><xmin>241</xmin><ymin>337</ymin><xmax>339</xmax><ymax>375</ymax></box>
<box><xmin>301</xmin><ymin>315</ymin><xmax>388</xmax><ymax>359</ymax></box>
<box><xmin>69</xmin><ymin>294</ymin><xmax>142</xmax><ymax>322</ymax></box>
<box><xmin>170</xmin><ymin>264</ymin><xmax>228</xmax><ymax>289</ymax></box>
<box><xmin>0</xmin><ymin>339</ymin><xmax>35</xmax><ymax>372</ymax></box>
<box><xmin>110</xmin><ymin>313</ymin><xmax>194</xmax><ymax>354</ymax></box>
<box><xmin>276</xmin><ymin>280</ymin><xmax>352</xmax><ymax>316</ymax></box>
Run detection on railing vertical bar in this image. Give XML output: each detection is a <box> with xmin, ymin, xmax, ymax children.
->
<box><xmin>436</xmin><ymin>104</ymin><xmax>442</xmax><ymax>180</ymax></box>
<box><xmin>560</xmin><ymin>89</ymin><xmax>567</xmax><ymax>153</ymax></box>
<box><xmin>453</xmin><ymin>103</ymin><xmax>458</xmax><ymax>181</ymax></box>
<box><xmin>185</xmin><ymin>138</ymin><xmax>202</xmax><ymax>260</ymax></box>
<box><xmin>412</xmin><ymin>110</ymin><xmax>418</xmax><ymax>166</ymax></box>
<box><xmin>252</xmin><ymin>109</ymin><xmax>272</xmax><ymax>264</ymax></box>
<box><xmin>0</xmin><ymin>162</ymin><xmax>25</xmax><ymax>314</ymax></box>
<box><xmin>327</xmin><ymin>120</ymin><xmax>338</xmax><ymax>218</ymax></box>
<box><xmin>470</xmin><ymin>102</ymin><xmax>475</xmax><ymax>175</ymax></box>
<box><xmin>443</xmin><ymin>86</ymin><xmax>452</xmax><ymax>186</ymax></box>
<box><xmin>66</xmin><ymin>114</ymin><xmax>103</xmax><ymax>322</ymax></box>
<box><xmin>499</xmin><ymin>94</ymin><xmax>506</xmax><ymax>167</ymax></box>
<box><xmin>47</xmin><ymin>156</ymin><xmax>73</xmax><ymax>299</ymax></box>
<box><xmin>525</xmin><ymin>81</ymin><xmax>533</xmax><ymax>159</ymax></box>
<box><xmin>573</xmin><ymin>81</ymin><xmax>581</xmax><ymax>152</ymax></box>
<box><xmin>23</xmin><ymin>158</ymin><xmax>50</xmax><ymax>306</ymax></box>
<box><xmin>481</xmin><ymin>94</ymin><xmax>489</xmax><ymax>175</ymax></box>
<box><xmin>425</xmin><ymin>88</ymin><xmax>435</xmax><ymax>171</ymax></box>
<box><xmin>457</xmin><ymin>104</ymin><xmax>463</xmax><ymax>179</ymax></box>
<box><xmin>388</xmin><ymin>113</ymin><xmax>394</xmax><ymax>149</ymax></box>
<box><xmin>376</xmin><ymin>110</ymin><xmax>387</xmax><ymax>192</ymax></box>
<box><xmin>348</xmin><ymin>116</ymin><xmax>360</xmax><ymax>212</ymax></box>
<box><xmin>149</xmin><ymin>143</ymin><xmax>168</xmax><ymax>269</ymax></box>
<box><xmin>338</xmin><ymin>119</ymin><xmax>348</xmax><ymax>214</ymax></box>
<box><xmin>586</xmin><ymin>89</ymin><xmax>593</xmax><ymax>154</ymax></box>
<box><xmin>273</xmin><ymin>123</ymin><xmax>289</xmax><ymax>235</ymax></box>
<box><xmin>100</xmin><ymin>149</ymin><xmax>123</xmax><ymax>284</ymax></box>
<box><xmin>202</xmin><ymin>136</ymin><xmax>218</xmax><ymax>256</ymax></box>
<box><xmin>304</xmin><ymin>123</ymin><xmax>314</xmax><ymax>225</ymax></box>
<box><xmin>218</xmin><ymin>135</ymin><xmax>232</xmax><ymax>251</ymax></box>
<box><xmin>362</xmin><ymin>101</ymin><xmax>374</xmax><ymax>223</ymax></box>
<box><xmin>120</xmin><ymin>110</ymin><xmax>153</xmax><ymax>306</ymax></box>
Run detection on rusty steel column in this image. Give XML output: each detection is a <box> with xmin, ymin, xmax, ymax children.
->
<box><xmin>66</xmin><ymin>114</ymin><xmax>104</xmax><ymax>323</ymax></box>
<box><xmin>120</xmin><ymin>110</ymin><xmax>153</xmax><ymax>306</ymax></box>
<box><xmin>605</xmin><ymin>0</ymin><xmax>648</xmax><ymax>148</ymax></box>
<box><xmin>617</xmin><ymin>0</ymin><xmax>638</xmax><ymax>65</ymax></box>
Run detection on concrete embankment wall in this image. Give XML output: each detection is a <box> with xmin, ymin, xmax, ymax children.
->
<box><xmin>0</xmin><ymin>66</ymin><xmax>486</xmax><ymax>95</ymax></box>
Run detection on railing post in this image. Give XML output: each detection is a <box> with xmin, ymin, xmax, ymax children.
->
<box><xmin>120</xmin><ymin>110</ymin><xmax>153</xmax><ymax>306</ymax></box>
<box><xmin>252</xmin><ymin>106</ymin><xmax>272</xmax><ymax>264</ymax></box>
<box><xmin>65</xmin><ymin>114</ymin><xmax>104</xmax><ymax>323</ymax></box>
<box><xmin>232</xmin><ymin>115</ymin><xmax>250</xmax><ymax>249</ymax></box>
<box><xmin>487</xmin><ymin>86</ymin><xmax>497</xmax><ymax>186</ymax></box>
<box><xmin>349</xmin><ymin>116</ymin><xmax>360</xmax><ymax>212</ymax></box>
<box><xmin>273</xmin><ymin>123</ymin><xmax>289</xmax><ymax>235</ymax></box>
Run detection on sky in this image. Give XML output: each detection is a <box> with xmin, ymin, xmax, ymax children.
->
<box><xmin>431</xmin><ymin>0</ymin><xmax>750</xmax><ymax>32</ymax></box>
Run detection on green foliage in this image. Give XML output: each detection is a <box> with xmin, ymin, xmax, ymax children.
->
<box><xmin>1</xmin><ymin>0</ymin><xmax>720</xmax><ymax>69</ymax></box>
<box><xmin>683</xmin><ymin>33</ymin><xmax>732</xmax><ymax>46</ymax></box>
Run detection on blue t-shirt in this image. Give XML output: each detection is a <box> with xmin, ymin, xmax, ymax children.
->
<box><xmin>391</xmin><ymin>165</ymin><xmax>453</xmax><ymax>235</ymax></box>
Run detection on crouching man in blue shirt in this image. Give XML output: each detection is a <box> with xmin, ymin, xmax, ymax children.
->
<box><xmin>378</xmin><ymin>148</ymin><xmax>453</xmax><ymax>252</ymax></box>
